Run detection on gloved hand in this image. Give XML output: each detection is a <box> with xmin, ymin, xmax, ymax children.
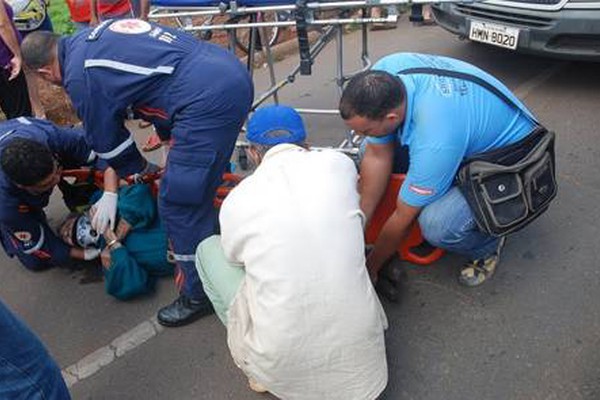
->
<box><xmin>91</xmin><ymin>191</ymin><xmax>118</xmax><ymax>234</ymax></box>
<box><xmin>83</xmin><ymin>247</ymin><xmax>102</xmax><ymax>261</ymax></box>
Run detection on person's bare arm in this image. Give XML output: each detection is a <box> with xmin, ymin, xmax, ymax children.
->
<box><xmin>89</xmin><ymin>0</ymin><xmax>99</xmax><ymax>26</ymax></box>
<box><xmin>139</xmin><ymin>0</ymin><xmax>150</xmax><ymax>20</ymax></box>
<box><xmin>366</xmin><ymin>199</ymin><xmax>421</xmax><ymax>281</ymax></box>
<box><xmin>359</xmin><ymin>141</ymin><xmax>394</xmax><ymax>223</ymax></box>
<box><xmin>25</xmin><ymin>72</ymin><xmax>45</xmax><ymax>118</ymax></box>
<box><xmin>100</xmin><ymin>227</ymin><xmax>122</xmax><ymax>269</ymax></box>
<box><xmin>70</xmin><ymin>247</ymin><xmax>86</xmax><ymax>260</ymax></box>
<box><xmin>102</xmin><ymin>167</ymin><xmax>119</xmax><ymax>194</ymax></box>
<box><xmin>115</xmin><ymin>219</ymin><xmax>131</xmax><ymax>241</ymax></box>
<box><xmin>0</xmin><ymin>0</ymin><xmax>22</xmax><ymax>80</ymax></box>
<box><xmin>102</xmin><ymin>167</ymin><xmax>136</xmax><ymax>240</ymax></box>
<box><xmin>69</xmin><ymin>246</ymin><xmax>101</xmax><ymax>261</ymax></box>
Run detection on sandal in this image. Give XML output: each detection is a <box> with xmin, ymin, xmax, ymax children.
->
<box><xmin>458</xmin><ymin>237</ymin><xmax>506</xmax><ymax>287</ymax></box>
<box><xmin>142</xmin><ymin>133</ymin><xmax>163</xmax><ymax>152</ymax></box>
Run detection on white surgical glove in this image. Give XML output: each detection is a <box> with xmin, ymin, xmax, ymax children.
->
<box><xmin>91</xmin><ymin>191</ymin><xmax>118</xmax><ymax>234</ymax></box>
<box><xmin>83</xmin><ymin>247</ymin><xmax>101</xmax><ymax>261</ymax></box>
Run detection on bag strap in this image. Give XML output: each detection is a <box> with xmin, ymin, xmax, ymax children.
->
<box><xmin>397</xmin><ymin>67</ymin><xmax>537</xmax><ymax>123</ymax></box>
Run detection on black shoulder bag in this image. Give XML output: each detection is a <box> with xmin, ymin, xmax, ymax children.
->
<box><xmin>398</xmin><ymin>67</ymin><xmax>558</xmax><ymax>237</ymax></box>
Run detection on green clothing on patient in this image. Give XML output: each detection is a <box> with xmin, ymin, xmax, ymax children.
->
<box><xmin>104</xmin><ymin>184</ymin><xmax>173</xmax><ymax>300</ymax></box>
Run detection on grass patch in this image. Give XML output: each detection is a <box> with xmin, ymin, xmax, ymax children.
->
<box><xmin>48</xmin><ymin>0</ymin><xmax>75</xmax><ymax>35</ymax></box>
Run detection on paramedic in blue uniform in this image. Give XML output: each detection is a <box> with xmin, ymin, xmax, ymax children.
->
<box><xmin>0</xmin><ymin>117</ymin><xmax>102</xmax><ymax>270</ymax></box>
<box><xmin>339</xmin><ymin>53</ymin><xmax>538</xmax><ymax>288</ymax></box>
<box><xmin>21</xmin><ymin>19</ymin><xmax>254</xmax><ymax>327</ymax></box>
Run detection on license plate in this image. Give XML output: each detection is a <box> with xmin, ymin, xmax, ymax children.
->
<box><xmin>469</xmin><ymin>20</ymin><xmax>520</xmax><ymax>50</ymax></box>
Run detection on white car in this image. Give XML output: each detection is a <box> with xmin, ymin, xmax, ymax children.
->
<box><xmin>432</xmin><ymin>0</ymin><xmax>600</xmax><ymax>61</ymax></box>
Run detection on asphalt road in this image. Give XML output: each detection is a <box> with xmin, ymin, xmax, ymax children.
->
<box><xmin>2</xmin><ymin>15</ymin><xmax>600</xmax><ymax>400</ymax></box>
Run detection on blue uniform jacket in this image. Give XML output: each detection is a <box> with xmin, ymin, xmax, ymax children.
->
<box><xmin>58</xmin><ymin>19</ymin><xmax>251</xmax><ymax>178</ymax></box>
<box><xmin>0</xmin><ymin>117</ymin><xmax>95</xmax><ymax>264</ymax></box>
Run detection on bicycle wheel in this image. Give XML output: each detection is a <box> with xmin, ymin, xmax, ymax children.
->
<box><xmin>232</xmin><ymin>11</ymin><xmax>284</xmax><ymax>55</ymax></box>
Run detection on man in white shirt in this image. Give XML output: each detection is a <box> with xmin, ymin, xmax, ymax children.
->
<box><xmin>195</xmin><ymin>105</ymin><xmax>388</xmax><ymax>400</ymax></box>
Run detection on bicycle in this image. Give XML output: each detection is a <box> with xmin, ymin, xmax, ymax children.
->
<box><xmin>171</xmin><ymin>10</ymin><xmax>290</xmax><ymax>55</ymax></box>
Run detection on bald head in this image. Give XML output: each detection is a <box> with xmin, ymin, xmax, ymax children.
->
<box><xmin>21</xmin><ymin>31</ymin><xmax>60</xmax><ymax>69</ymax></box>
<box><xmin>21</xmin><ymin>31</ymin><xmax>63</xmax><ymax>84</ymax></box>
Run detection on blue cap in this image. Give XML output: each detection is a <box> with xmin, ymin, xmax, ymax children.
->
<box><xmin>247</xmin><ymin>105</ymin><xmax>307</xmax><ymax>146</ymax></box>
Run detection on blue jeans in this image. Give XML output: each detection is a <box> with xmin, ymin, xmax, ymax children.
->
<box><xmin>418</xmin><ymin>187</ymin><xmax>500</xmax><ymax>260</ymax></box>
<box><xmin>0</xmin><ymin>300</ymin><xmax>70</xmax><ymax>399</ymax></box>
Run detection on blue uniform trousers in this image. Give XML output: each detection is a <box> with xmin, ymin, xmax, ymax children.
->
<box><xmin>158</xmin><ymin>61</ymin><xmax>253</xmax><ymax>301</ymax></box>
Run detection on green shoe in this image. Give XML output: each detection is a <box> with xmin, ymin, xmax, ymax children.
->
<box><xmin>458</xmin><ymin>237</ymin><xmax>506</xmax><ymax>287</ymax></box>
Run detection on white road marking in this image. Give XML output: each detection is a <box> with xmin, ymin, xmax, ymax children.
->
<box><xmin>61</xmin><ymin>317</ymin><xmax>164</xmax><ymax>388</ymax></box>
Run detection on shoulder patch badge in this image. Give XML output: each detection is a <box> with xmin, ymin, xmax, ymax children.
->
<box><xmin>14</xmin><ymin>231</ymin><xmax>32</xmax><ymax>242</ymax></box>
<box><xmin>109</xmin><ymin>19</ymin><xmax>152</xmax><ymax>34</ymax></box>
<box><xmin>409</xmin><ymin>184</ymin><xmax>434</xmax><ymax>196</ymax></box>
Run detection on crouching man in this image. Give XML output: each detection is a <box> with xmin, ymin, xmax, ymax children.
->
<box><xmin>0</xmin><ymin>117</ymin><xmax>113</xmax><ymax>269</ymax></box>
<box><xmin>195</xmin><ymin>105</ymin><xmax>388</xmax><ymax>400</ymax></box>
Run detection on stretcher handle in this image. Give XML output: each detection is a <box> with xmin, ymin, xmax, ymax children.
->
<box><xmin>61</xmin><ymin>168</ymin><xmax>163</xmax><ymax>188</ymax></box>
<box><xmin>61</xmin><ymin>168</ymin><xmax>105</xmax><ymax>187</ymax></box>
<box><xmin>64</xmin><ymin>168</ymin><xmax>243</xmax><ymax>208</ymax></box>
<box><xmin>213</xmin><ymin>173</ymin><xmax>244</xmax><ymax>207</ymax></box>
<box><xmin>365</xmin><ymin>174</ymin><xmax>445</xmax><ymax>266</ymax></box>
<box><xmin>124</xmin><ymin>171</ymin><xmax>164</xmax><ymax>185</ymax></box>
<box><xmin>400</xmin><ymin>247</ymin><xmax>445</xmax><ymax>266</ymax></box>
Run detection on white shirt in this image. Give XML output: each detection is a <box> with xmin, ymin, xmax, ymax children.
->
<box><xmin>220</xmin><ymin>144</ymin><xmax>388</xmax><ymax>400</ymax></box>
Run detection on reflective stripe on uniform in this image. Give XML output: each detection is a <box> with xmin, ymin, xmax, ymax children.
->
<box><xmin>17</xmin><ymin>117</ymin><xmax>31</xmax><ymax>125</ymax></box>
<box><xmin>84</xmin><ymin>59</ymin><xmax>175</xmax><ymax>76</ymax></box>
<box><xmin>96</xmin><ymin>136</ymin><xmax>135</xmax><ymax>159</ymax></box>
<box><xmin>173</xmin><ymin>254</ymin><xmax>195</xmax><ymax>262</ymax></box>
<box><xmin>0</xmin><ymin>130</ymin><xmax>15</xmax><ymax>143</ymax></box>
<box><xmin>86</xmin><ymin>150</ymin><xmax>97</xmax><ymax>163</ymax></box>
<box><xmin>21</xmin><ymin>225</ymin><xmax>45</xmax><ymax>255</ymax></box>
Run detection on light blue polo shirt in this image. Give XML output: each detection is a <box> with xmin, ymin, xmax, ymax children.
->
<box><xmin>369</xmin><ymin>53</ymin><xmax>537</xmax><ymax>208</ymax></box>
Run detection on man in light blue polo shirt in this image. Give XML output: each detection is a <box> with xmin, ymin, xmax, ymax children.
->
<box><xmin>339</xmin><ymin>52</ymin><xmax>539</xmax><ymax>287</ymax></box>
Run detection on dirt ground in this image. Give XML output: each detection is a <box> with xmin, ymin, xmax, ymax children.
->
<box><xmin>40</xmin><ymin>82</ymin><xmax>80</xmax><ymax>125</ymax></box>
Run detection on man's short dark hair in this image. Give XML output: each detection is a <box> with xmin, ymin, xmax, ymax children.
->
<box><xmin>21</xmin><ymin>31</ymin><xmax>60</xmax><ymax>69</ymax></box>
<box><xmin>1</xmin><ymin>138</ymin><xmax>55</xmax><ymax>186</ymax></box>
<box><xmin>339</xmin><ymin>70</ymin><xmax>406</xmax><ymax>120</ymax></box>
